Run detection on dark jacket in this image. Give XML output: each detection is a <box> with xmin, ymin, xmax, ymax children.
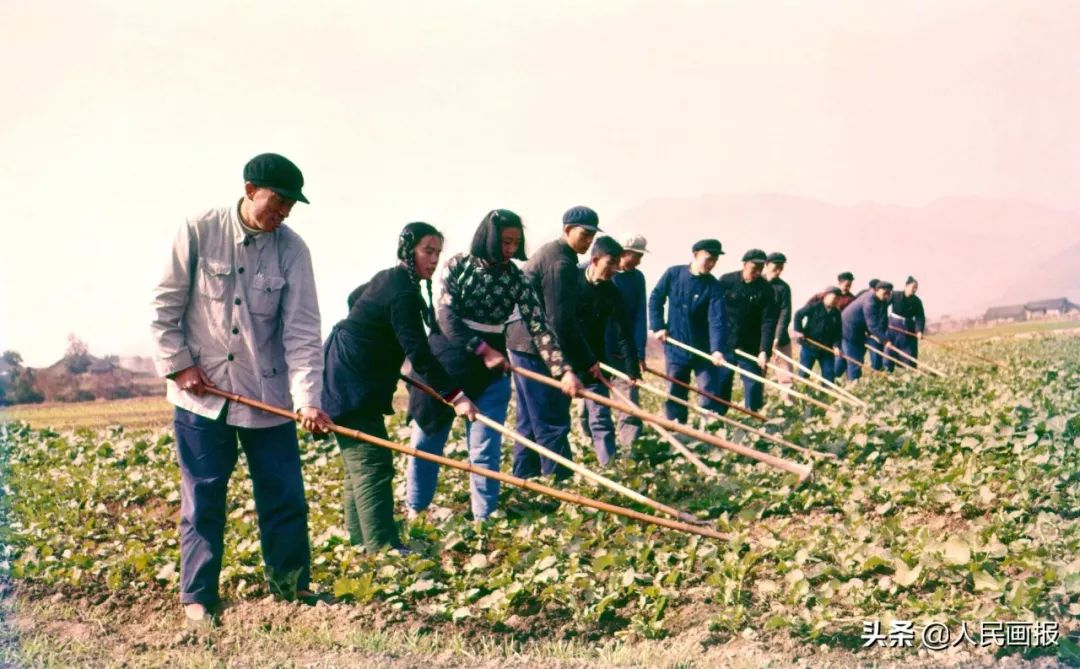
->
<box><xmin>717</xmin><ymin>270</ymin><xmax>778</xmax><ymax>357</ymax></box>
<box><xmin>507</xmin><ymin>238</ymin><xmax>595</xmax><ymax>376</ymax></box>
<box><xmin>804</xmin><ymin>289</ymin><xmax>856</xmax><ymax>313</ymax></box>
<box><xmin>770</xmin><ymin>277</ymin><xmax>793</xmax><ymax>346</ymax></box>
<box><xmin>793</xmin><ymin>301</ymin><xmax>842</xmax><ymax>348</ymax></box>
<box><xmin>648</xmin><ymin>265</ymin><xmax>726</xmax><ymax>366</ymax></box>
<box><xmin>577</xmin><ymin>266</ymin><xmax>640</xmax><ymax>379</ymax></box>
<box><xmin>322</xmin><ymin>266</ymin><xmax>458</xmax><ymax>420</ymax></box>
<box><xmin>841</xmin><ymin>290</ymin><xmax>889</xmax><ymax>344</ymax></box>
<box><xmin>889</xmin><ymin>292</ymin><xmax>926</xmax><ymax>334</ymax></box>
<box><xmin>605</xmin><ymin>268</ymin><xmax>647</xmax><ymax>373</ymax></box>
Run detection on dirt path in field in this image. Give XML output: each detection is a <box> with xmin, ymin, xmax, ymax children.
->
<box><xmin>2</xmin><ymin>588</ymin><xmax>1065</xmax><ymax>669</ymax></box>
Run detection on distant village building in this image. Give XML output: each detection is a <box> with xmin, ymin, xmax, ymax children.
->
<box><xmin>88</xmin><ymin>359</ymin><xmax>116</xmax><ymax>375</ymax></box>
<box><xmin>984</xmin><ymin>304</ymin><xmax>1028</xmax><ymax>324</ymax></box>
<box><xmin>1023</xmin><ymin>298</ymin><xmax>1077</xmax><ymax>318</ymax></box>
<box><xmin>982</xmin><ymin>297</ymin><xmax>1079</xmax><ymax>324</ymax></box>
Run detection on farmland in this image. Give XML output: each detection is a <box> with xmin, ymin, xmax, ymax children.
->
<box><xmin>1</xmin><ymin>329</ymin><xmax>1079</xmax><ymax>667</ymax></box>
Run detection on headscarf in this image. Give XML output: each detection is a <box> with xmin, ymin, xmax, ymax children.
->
<box><xmin>469</xmin><ymin>209</ymin><xmax>527</xmax><ymax>264</ymax></box>
<box><xmin>397</xmin><ymin>221</ymin><xmax>442</xmax><ymax>333</ymax></box>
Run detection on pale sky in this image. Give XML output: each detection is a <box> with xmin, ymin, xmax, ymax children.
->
<box><xmin>2</xmin><ymin>1</ymin><xmax>1079</xmax><ymax>366</ymax></box>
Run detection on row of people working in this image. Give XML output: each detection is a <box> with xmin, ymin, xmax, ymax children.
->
<box><xmin>149</xmin><ymin>152</ymin><xmax>924</xmax><ymax>625</ymax></box>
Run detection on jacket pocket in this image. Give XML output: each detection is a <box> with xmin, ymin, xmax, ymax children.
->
<box><xmin>197</xmin><ymin>258</ymin><xmax>232</xmax><ymax>300</ymax></box>
<box><xmin>249</xmin><ymin>275</ymin><xmax>286</xmax><ymax>316</ymax></box>
<box><xmin>261</xmin><ymin>348</ymin><xmax>287</xmax><ymax>379</ymax></box>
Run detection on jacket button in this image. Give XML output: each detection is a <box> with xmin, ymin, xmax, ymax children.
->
<box><xmin>231</xmin><ymin>327</ymin><xmax>239</xmax><ymax>335</ymax></box>
<box><xmin>238</xmin><ymin>267</ymin><xmax>245</xmax><ymax>274</ymax></box>
<box><xmin>234</xmin><ymin>298</ymin><xmax>242</xmax><ymax>305</ymax></box>
<box><xmin>227</xmin><ymin>353</ymin><xmax>234</xmax><ymax>361</ymax></box>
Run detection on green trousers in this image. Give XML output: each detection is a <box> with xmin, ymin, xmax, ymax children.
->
<box><xmin>335</xmin><ymin>412</ymin><xmax>401</xmax><ymax>551</ymax></box>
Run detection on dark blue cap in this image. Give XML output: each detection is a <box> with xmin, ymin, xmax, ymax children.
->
<box><xmin>243</xmin><ymin>153</ymin><xmax>309</xmax><ymax>204</ymax></box>
<box><xmin>741</xmin><ymin>248</ymin><xmax>767</xmax><ymax>263</ymax></box>
<box><xmin>562</xmin><ymin>206</ymin><xmax>601</xmax><ymax>231</ymax></box>
<box><xmin>692</xmin><ymin>239</ymin><xmax>723</xmax><ymax>255</ymax></box>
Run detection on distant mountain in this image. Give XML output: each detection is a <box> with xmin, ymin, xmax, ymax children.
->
<box><xmin>995</xmin><ymin>239</ymin><xmax>1080</xmax><ymax>306</ymax></box>
<box><xmin>609</xmin><ymin>194</ymin><xmax>1080</xmax><ymax>319</ymax></box>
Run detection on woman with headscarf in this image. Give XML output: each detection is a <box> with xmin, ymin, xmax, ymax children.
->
<box><xmin>404</xmin><ymin>209</ymin><xmax>574</xmax><ymax>523</ymax></box>
<box><xmin>322</xmin><ymin>222</ymin><xmax>477</xmax><ymax>551</ymax></box>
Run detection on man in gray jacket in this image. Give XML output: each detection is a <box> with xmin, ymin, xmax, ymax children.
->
<box><xmin>150</xmin><ymin>153</ymin><xmax>331</xmax><ymax>627</ymax></box>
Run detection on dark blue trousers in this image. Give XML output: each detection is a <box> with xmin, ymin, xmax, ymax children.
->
<box><xmin>664</xmin><ymin>356</ymin><xmax>724</xmax><ymax>421</ymax></box>
<box><xmin>868</xmin><ymin>347</ymin><xmax>885</xmax><ymax>372</ymax></box>
<box><xmin>510</xmin><ymin>351</ymin><xmax>573</xmax><ymax>481</ymax></box>
<box><xmin>799</xmin><ymin>346</ymin><xmax>836</xmax><ymax>383</ymax></box>
<box><xmin>173</xmin><ymin>406</ymin><xmax>310</xmax><ymax>606</ymax></box>
<box><xmin>843</xmin><ymin>337</ymin><xmax>867</xmax><ymax>380</ymax></box>
<box><xmin>581</xmin><ymin>383</ymin><xmax>617</xmax><ymax>466</ymax></box>
<box><xmin>717</xmin><ymin>351</ymin><xmax>765</xmax><ymax>412</ymax></box>
<box><xmin>885</xmin><ymin>333</ymin><xmax>919</xmax><ymax>371</ymax></box>
<box><xmin>834</xmin><ymin>354</ymin><xmax>847</xmax><ymax>379</ymax></box>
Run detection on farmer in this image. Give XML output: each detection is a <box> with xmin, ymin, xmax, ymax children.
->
<box><xmin>793</xmin><ymin>287</ymin><xmax>843</xmax><ymax>382</ymax></box>
<box><xmin>605</xmin><ymin>233</ymin><xmax>650</xmax><ymax>446</ymax></box>
<box><xmin>841</xmin><ymin>280</ymin><xmax>894</xmax><ymax>379</ymax></box>
<box><xmin>404</xmin><ymin>209</ymin><xmax>571</xmax><ymax>523</ymax></box>
<box><xmin>765</xmin><ymin>252</ymin><xmax>794</xmax><ymax>404</ymax></box>
<box><xmin>580</xmin><ymin>232</ymin><xmax>649</xmax><ymax>443</ymax></box>
<box><xmin>715</xmin><ymin>249</ymin><xmax>778</xmax><ymax>412</ymax></box>
<box><xmin>832</xmin><ymin>271</ymin><xmax>857</xmax><ymax>378</ymax></box>
<box><xmin>800</xmin><ymin>272</ymin><xmax>857</xmax><ymax>378</ymax></box>
<box><xmin>573</xmin><ymin>236</ymin><xmax>641</xmax><ymax>466</ymax></box>
<box><xmin>886</xmin><ymin>276</ymin><xmax>926</xmax><ymax>370</ymax></box>
<box><xmin>854</xmin><ymin>278</ymin><xmax>880</xmax><ymax>299</ymax></box>
<box><xmin>506</xmin><ymin>207</ymin><xmax>595</xmax><ymax>481</ymax></box>
<box><xmin>150</xmin><ymin>153</ymin><xmax>332</xmax><ymax>627</ymax></box>
<box><xmin>648</xmin><ymin>239</ymin><xmax>727</xmax><ymax>423</ymax></box>
<box><xmin>322</xmin><ymin>222</ymin><xmax>478</xmax><ymax>552</ymax></box>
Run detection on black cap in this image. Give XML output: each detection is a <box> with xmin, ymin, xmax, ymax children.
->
<box><xmin>590</xmin><ymin>235</ymin><xmax>624</xmax><ymax>259</ymax></box>
<box><xmin>741</xmin><ymin>248</ymin><xmax>767</xmax><ymax>263</ymax></box>
<box><xmin>243</xmin><ymin>153</ymin><xmax>309</xmax><ymax>204</ymax></box>
<box><xmin>837</xmin><ymin>271</ymin><xmax>854</xmax><ymax>282</ymax></box>
<box><xmin>877</xmin><ymin>281</ymin><xmax>894</xmax><ymax>291</ymax></box>
<box><xmin>766</xmin><ymin>251</ymin><xmax>787</xmax><ymax>264</ymax></box>
<box><xmin>562</xmin><ymin>206</ymin><xmax>601</xmax><ymax>231</ymax></box>
<box><xmin>691</xmin><ymin>238</ymin><xmax>723</xmax><ymax>256</ymax></box>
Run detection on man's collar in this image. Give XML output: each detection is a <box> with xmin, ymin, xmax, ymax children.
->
<box><xmin>232</xmin><ymin>199</ymin><xmax>268</xmax><ymax>247</ymax></box>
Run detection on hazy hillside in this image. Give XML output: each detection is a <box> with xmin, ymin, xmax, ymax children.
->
<box><xmin>609</xmin><ymin>194</ymin><xmax>1080</xmax><ymax>318</ymax></box>
<box><xmin>996</xmin><ymin>239</ymin><xmax>1080</xmax><ymax>306</ymax></box>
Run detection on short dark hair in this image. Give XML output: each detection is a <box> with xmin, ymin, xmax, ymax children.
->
<box><xmin>591</xmin><ymin>235</ymin><xmax>624</xmax><ymax>259</ymax></box>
